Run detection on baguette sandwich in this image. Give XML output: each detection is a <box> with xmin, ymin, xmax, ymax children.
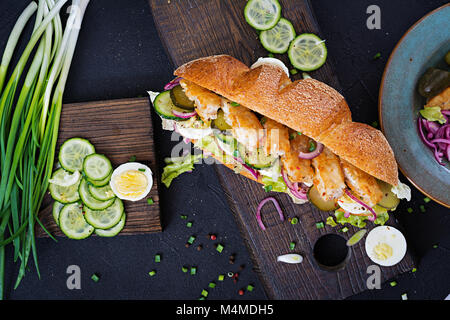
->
<box><xmin>152</xmin><ymin>55</ymin><xmax>411</xmax><ymax>224</ymax></box>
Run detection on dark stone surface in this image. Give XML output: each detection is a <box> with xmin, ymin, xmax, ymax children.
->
<box><xmin>1</xmin><ymin>0</ymin><xmax>448</xmax><ymax>300</ymax></box>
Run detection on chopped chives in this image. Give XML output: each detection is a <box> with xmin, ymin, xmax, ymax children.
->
<box><xmin>91</xmin><ymin>274</ymin><xmax>100</xmax><ymax>282</ymax></box>
<box><xmin>326</xmin><ymin>216</ymin><xmax>337</xmax><ymax>227</ymax></box>
<box><xmin>148</xmin><ymin>270</ymin><xmax>156</xmax><ymax>277</ymax></box>
<box><xmin>216</xmin><ymin>244</ymin><xmax>224</xmax><ymax>253</ymax></box>
<box><xmin>432</xmin><ymin>244</ymin><xmax>438</xmax><ymax>249</ymax></box>
<box><xmin>297</xmin><ymin>132</ymin><xmax>302</xmax><ymax>136</ymax></box>
<box><xmin>340</xmin><ymin>227</ymin><xmax>349</xmax><ymax>233</ymax></box>
<box><xmin>182</xmin><ymin>266</ymin><xmax>188</xmax><ymax>273</ymax></box>
<box><xmin>373</xmin><ymin>52</ymin><xmax>381</xmax><ymax>60</ymax></box>
<box><xmin>129</xmin><ymin>155</ymin><xmax>137</xmax><ymax>162</ymax></box>
<box><xmin>290</xmin><ymin>68</ymin><xmax>298</xmax><ymax>75</ymax></box>
<box><xmin>371</xmin><ymin>121</ymin><xmax>378</xmax><ymax>128</ymax></box>
<box><xmin>423</xmin><ymin>197</ymin><xmax>431</xmax><ymax>203</ymax></box>
<box><xmin>264</xmin><ymin>185</ymin><xmax>273</xmax><ymax>192</ymax></box>
<box><xmin>247</xmin><ymin>284</ymin><xmax>254</xmax><ymax>292</ymax></box>
<box><xmin>201</xmin><ymin>289</ymin><xmax>208</xmax><ymax>297</ymax></box>
<box><xmin>407</xmin><ymin>207</ymin><xmax>413</xmax><ymax>213</ymax></box>
<box><xmin>180</xmin><ymin>215</ymin><xmax>187</xmax><ymax>219</ymax></box>
<box><xmin>218</xmin><ymin>274</ymin><xmax>225</xmax><ymax>281</ymax></box>
<box><xmin>268</xmin><ymin>53</ymin><xmax>274</xmax><ymax>58</ymax></box>
<box><xmin>230</xmin><ymin>102</ymin><xmax>240</xmax><ymax>107</ymax></box>
<box><xmin>208</xmin><ymin>282</ymin><xmax>216</xmax><ymax>289</ymax></box>
<box><xmin>187</xmin><ymin>236</ymin><xmax>196</xmax><ymax>244</ymax></box>
<box><xmin>309</xmin><ymin>141</ymin><xmax>316</xmax><ymax>152</ymax></box>
<box><xmin>190</xmin><ymin>267</ymin><xmax>197</xmax><ymax>275</ymax></box>
<box><xmin>155</xmin><ymin>254</ymin><xmax>161</xmax><ymax>263</ymax></box>
<box><xmin>291</xmin><ymin>217</ymin><xmax>298</xmax><ymax>225</ymax></box>
<box><xmin>147</xmin><ymin>198</ymin><xmax>154</xmax><ymax>205</ymax></box>
<box><xmin>316</xmin><ymin>222</ymin><xmax>324</xmax><ymax>229</ymax></box>
<box><xmin>198</xmin><ymin>297</ymin><xmax>205</xmax><ymax>300</ymax></box>
<box><xmin>419</xmin><ymin>205</ymin><xmax>426</xmax><ymax>213</ymax></box>
<box><xmin>289</xmin><ymin>242</ymin><xmax>295</xmax><ymax>251</ymax></box>
<box><xmin>289</xmin><ymin>133</ymin><xmax>296</xmax><ymax>140</ymax></box>
<box><xmin>186</xmin><ymin>221</ymin><xmax>193</xmax><ymax>228</ymax></box>
<box><xmin>138</xmin><ymin>168</ymin><xmax>146</xmax><ymax>172</ymax></box>
<box><xmin>390</xmin><ymin>281</ymin><xmax>397</xmax><ymax>287</ymax></box>
<box><xmin>411</xmin><ymin>268</ymin><xmax>417</xmax><ymax>273</ymax></box>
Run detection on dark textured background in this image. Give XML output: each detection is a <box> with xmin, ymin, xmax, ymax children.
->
<box><xmin>1</xmin><ymin>0</ymin><xmax>449</xmax><ymax>300</ymax></box>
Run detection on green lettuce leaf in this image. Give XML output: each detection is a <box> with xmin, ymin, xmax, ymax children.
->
<box><xmin>333</xmin><ymin>205</ymin><xmax>389</xmax><ymax>229</ymax></box>
<box><xmin>161</xmin><ymin>153</ymin><xmax>202</xmax><ymax>188</ymax></box>
<box><xmin>419</xmin><ymin>107</ymin><xmax>446</xmax><ymax>124</ymax></box>
<box><xmin>261</xmin><ymin>175</ymin><xmax>287</xmax><ymax>193</ymax></box>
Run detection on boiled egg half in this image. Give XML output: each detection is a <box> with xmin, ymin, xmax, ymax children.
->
<box><xmin>337</xmin><ymin>193</ymin><xmax>369</xmax><ymax>214</ymax></box>
<box><xmin>110</xmin><ymin>162</ymin><xmax>153</xmax><ymax>201</ymax></box>
<box><xmin>365</xmin><ymin>226</ymin><xmax>407</xmax><ymax>266</ymax></box>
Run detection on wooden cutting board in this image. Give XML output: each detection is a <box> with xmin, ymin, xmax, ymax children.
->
<box><xmin>37</xmin><ymin>97</ymin><xmax>162</xmax><ymax>237</ymax></box>
<box><xmin>150</xmin><ymin>0</ymin><xmax>415</xmax><ymax>299</ymax></box>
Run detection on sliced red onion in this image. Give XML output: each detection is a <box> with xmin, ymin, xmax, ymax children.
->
<box><xmin>418</xmin><ymin>117</ymin><xmax>436</xmax><ymax>148</ymax></box>
<box><xmin>298</xmin><ymin>141</ymin><xmax>324</xmax><ymax>159</ymax></box>
<box><xmin>344</xmin><ymin>189</ymin><xmax>377</xmax><ymax>221</ymax></box>
<box><xmin>344</xmin><ymin>211</ymin><xmax>351</xmax><ymax>218</ymax></box>
<box><xmin>281</xmin><ymin>169</ymin><xmax>308</xmax><ymax>200</ymax></box>
<box><xmin>172</xmin><ymin>109</ymin><xmax>197</xmax><ymax>119</ymax></box>
<box><xmin>242</xmin><ymin>163</ymin><xmax>259</xmax><ymax>180</ymax></box>
<box><xmin>281</xmin><ymin>169</ymin><xmax>295</xmax><ymax>189</ymax></box>
<box><xmin>256</xmin><ymin>197</ymin><xmax>285</xmax><ymax>231</ymax></box>
<box><xmin>164</xmin><ymin>77</ymin><xmax>182</xmax><ymax>91</ymax></box>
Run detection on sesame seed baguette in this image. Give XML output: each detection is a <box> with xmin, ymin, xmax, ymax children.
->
<box><xmin>175</xmin><ymin>55</ymin><xmax>399</xmax><ymax>186</ymax></box>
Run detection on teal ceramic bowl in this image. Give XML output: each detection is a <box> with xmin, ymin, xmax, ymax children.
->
<box><xmin>379</xmin><ymin>4</ymin><xmax>450</xmax><ymax>208</ymax></box>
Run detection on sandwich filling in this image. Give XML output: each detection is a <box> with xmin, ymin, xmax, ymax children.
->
<box><xmin>153</xmin><ymin>68</ymin><xmax>411</xmax><ymax>227</ymax></box>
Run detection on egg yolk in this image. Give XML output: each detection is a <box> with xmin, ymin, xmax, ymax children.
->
<box><xmin>114</xmin><ymin>170</ymin><xmax>148</xmax><ymax>198</ymax></box>
<box><xmin>373</xmin><ymin>242</ymin><xmax>393</xmax><ymax>260</ymax></box>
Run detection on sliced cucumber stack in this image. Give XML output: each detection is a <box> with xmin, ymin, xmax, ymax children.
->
<box><xmin>260</xmin><ymin>18</ymin><xmax>295</xmax><ymax>54</ymax></box>
<box><xmin>244</xmin><ymin>0</ymin><xmax>282</xmax><ymax>31</ymax></box>
<box><xmin>49</xmin><ymin>137</ymin><xmax>126</xmax><ymax>239</ymax></box>
<box><xmin>288</xmin><ymin>33</ymin><xmax>328</xmax><ymax>71</ymax></box>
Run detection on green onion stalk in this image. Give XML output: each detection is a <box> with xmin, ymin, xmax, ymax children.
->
<box><xmin>0</xmin><ymin>0</ymin><xmax>90</xmax><ymax>299</ymax></box>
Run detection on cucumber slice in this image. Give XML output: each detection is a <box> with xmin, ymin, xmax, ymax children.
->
<box><xmin>88</xmin><ymin>183</ymin><xmax>115</xmax><ymax>201</ymax></box>
<box><xmin>376</xmin><ymin>180</ymin><xmax>400</xmax><ymax>210</ymax></box>
<box><xmin>87</xmin><ymin>172</ymin><xmax>112</xmax><ymax>187</ymax></box>
<box><xmin>170</xmin><ymin>85</ymin><xmax>195</xmax><ymax>110</ymax></box>
<box><xmin>153</xmin><ymin>91</ymin><xmax>191</xmax><ymax>121</ymax></box>
<box><xmin>95</xmin><ymin>213</ymin><xmax>126</xmax><ymax>237</ymax></box>
<box><xmin>308</xmin><ymin>185</ymin><xmax>339</xmax><ymax>211</ymax></box>
<box><xmin>260</xmin><ymin>18</ymin><xmax>295</xmax><ymax>54</ymax></box>
<box><xmin>52</xmin><ymin>201</ymin><xmax>65</xmax><ymax>226</ymax></box>
<box><xmin>59</xmin><ymin>203</ymin><xmax>94</xmax><ymax>240</ymax></box>
<box><xmin>79</xmin><ymin>179</ymin><xmax>115</xmax><ymax>210</ymax></box>
<box><xmin>83</xmin><ymin>153</ymin><xmax>112</xmax><ymax>181</ymax></box>
<box><xmin>49</xmin><ymin>169</ymin><xmax>81</xmax><ymax>204</ymax></box>
<box><xmin>244</xmin><ymin>0</ymin><xmax>281</xmax><ymax>31</ymax></box>
<box><xmin>59</xmin><ymin>138</ymin><xmax>95</xmax><ymax>172</ymax></box>
<box><xmin>288</xmin><ymin>33</ymin><xmax>327</xmax><ymax>71</ymax></box>
<box><xmin>237</xmin><ymin>144</ymin><xmax>277</xmax><ymax>169</ymax></box>
<box><xmin>84</xmin><ymin>198</ymin><xmax>124</xmax><ymax>230</ymax></box>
